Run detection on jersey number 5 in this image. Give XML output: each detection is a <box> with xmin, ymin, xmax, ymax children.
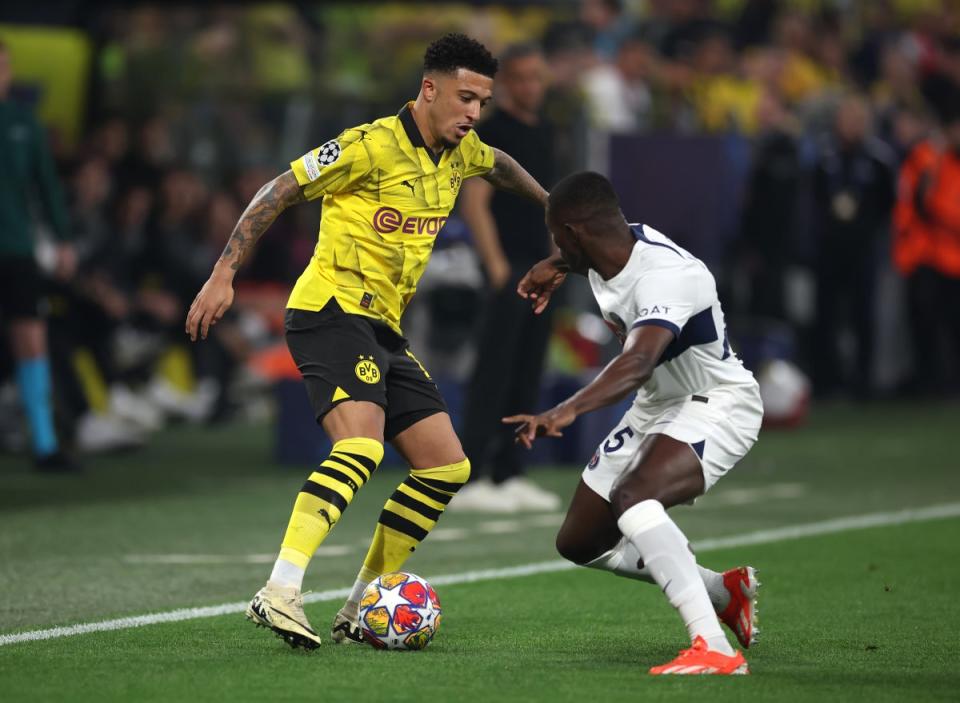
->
<box><xmin>604</xmin><ymin>426</ymin><xmax>635</xmax><ymax>454</ymax></box>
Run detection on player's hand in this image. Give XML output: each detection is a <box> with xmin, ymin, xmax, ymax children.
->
<box><xmin>186</xmin><ymin>273</ymin><xmax>234</xmax><ymax>341</ymax></box>
<box><xmin>517</xmin><ymin>257</ymin><xmax>566</xmax><ymax>314</ymax></box>
<box><xmin>502</xmin><ymin>403</ymin><xmax>577</xmax><ymax>450</ymax></box>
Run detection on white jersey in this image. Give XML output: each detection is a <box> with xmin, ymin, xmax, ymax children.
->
<box><xmin>588</xmin><ymin>223</ymin><xmax>758</xmax><ymax>408</ymax></box>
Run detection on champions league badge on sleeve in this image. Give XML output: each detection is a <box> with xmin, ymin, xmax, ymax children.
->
<box><xmin>318</xmin><ymin>139</ymin><xmax>341</xmax><ymax>166</ymax></box>
<box><xmin>302</xmin><ymin>139</ymin><xmax>342</xmax><ymax>181</ymax></box>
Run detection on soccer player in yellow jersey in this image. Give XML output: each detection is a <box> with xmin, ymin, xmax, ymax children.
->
<box><xmin>186</xmin><ymin>34</ymin><xmax>549</xmax><ymax>650</ymax></box>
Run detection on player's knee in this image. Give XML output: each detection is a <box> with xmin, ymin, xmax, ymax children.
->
<box><xmin>412</xmin><ymin>457</ymin><xmax>470</xmax><ymax>491</ymax></box>
<box><xmin>334</xmin><ymin>436</ymin><xmax>385</xmax><ymax>465</ymax></box>
<box><xmin>555</xmin><ymin>529</ymin><xmax>600</xmax><ymax>566</ymax></box>
<box><xmin>609</xmin><ymin>477</ymin><xmax>663</xmax><ymax>518</ymax></box>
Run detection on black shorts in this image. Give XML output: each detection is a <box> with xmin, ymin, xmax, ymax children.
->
<box><xmin>0</xmin><ymin>256</ymin><xmax>45</xmax><ymax>321</ymax></box>
<box><xmin>285</xmin><ymin>300</ymin><xmax>447</xmax><ymax>441</ymax></box>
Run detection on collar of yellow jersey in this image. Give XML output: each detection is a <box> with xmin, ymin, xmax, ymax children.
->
<box><xmin>399</xmin><ymin>102</ymin><xmax>444</xmax><ymax>165</ymax></box>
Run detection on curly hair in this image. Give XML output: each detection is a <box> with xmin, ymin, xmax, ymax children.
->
<box><xmin>423</xmin><ymin>33</ymin><xmax>498</xmax><ymax>78</ymax></box>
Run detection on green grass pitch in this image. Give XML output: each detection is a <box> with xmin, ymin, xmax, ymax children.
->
<box><xmin>1</xmin><ymin>402</ymin><xmax>958</xmax><ymax>701</ymax></box>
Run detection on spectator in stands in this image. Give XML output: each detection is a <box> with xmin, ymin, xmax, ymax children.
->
<box><xmin>62</xmin><ymin>156</ymin><xmax>162</xmax><ymax>433</ymax></box>
<box><xmin>689</xmin><ymin>25</ymin><xmax>763</xmax><ymax>134</ymax></box>
<box><xmin>810</xmin><ymin>94</ymin><xmax>896</xmax><ymax>397</ymax></box>
<box><xmin>139</xmin><ymin>167</ymin><xmax>225</xmax><ymax>422</ymax></box>
<box><xmin>0</xmin><ymin>40</ymin><xmax>77</xmax><ymax>470</ymax></box>
<box><xmin>456</xmin><ymin>43</ymin><xmax>561</xmax><ymax>512</ymax></box>
<box><xmin>737</xmin><ymin>89</ymin><xmax>802</xmax><ymax>322</ymax></box>
<box><xmin>894</xmin><ymin>90</ymin><xmax>960</xmax><ymax>396</ymax></box>
<box><xmin>579</xmin><ymin>0</ymin><xmax>634</xmax><ymax>61</ymax></box>
<box><xmin>582</xmin><ymin>31</ymin><xmax>655</xmax><ymax>132</ymax></box>
<box><xmin>542</xmin><ymin>21</ymin><xmax>595</xmax><ymax>174</ymax></box>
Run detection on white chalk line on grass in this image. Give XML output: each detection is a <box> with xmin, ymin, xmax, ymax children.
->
<box><xmin>120</xmin><ymin>482</ymin><xmax>808</xmax><ymax>567</ymax></box>
<box><xmin>2</xmin><ymin>501</ymin><xmax>959</xmax><ymax>648</ymax></box>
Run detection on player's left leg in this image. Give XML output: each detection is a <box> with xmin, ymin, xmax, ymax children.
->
<box><xmin>332</xmin><ymin>410</ymin><xmax>470</xmax><ymax>643</ymax></box>
<box><xmin>564</xmin><ymin>420</ymin><xmax>746</xmax><ymax>621</ymax></box>
<box><xmin>609</xmin><ymin>434</ymin><xmax>747</xmax><ymax>674</ymax></box>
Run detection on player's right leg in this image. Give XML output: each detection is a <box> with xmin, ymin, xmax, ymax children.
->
<box><xmin>247</xmin><ymin>305</ymin><xmax>390</xmax><ymax>649</ymax></box>
<box><xmin>610</xmin><ymin>434</ymin><xmax>750</xmax><ymax>673</ymax></box>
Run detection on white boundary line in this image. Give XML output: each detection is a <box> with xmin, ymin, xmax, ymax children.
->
<box><xmin>2</xmin><ymin>502</ymin><xmax>959</xmax><ymax>648</ymax></box>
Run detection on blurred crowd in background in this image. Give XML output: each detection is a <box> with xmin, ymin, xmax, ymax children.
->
<box><xmin>2</xmin><ymin>0</ymin><xmax>960</xmax><ymax>466</ymax></box>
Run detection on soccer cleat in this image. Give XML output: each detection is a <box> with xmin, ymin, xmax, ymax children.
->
<box><xmin>34</xmin><ymin>450</ymin><xmax>81</xmax><ymax>473</ymax></box>
<box><xmin>245</xmin><ymin>581</ymin><xmax>321</xmax><ymax>650</ymax></box>
<box><xmin>330</xmin><ymin>601</ymin><xmax>364</xmax><ymax>644</ymax></box>
<box><xmin>717</xmin><ymin>566</ymin><xmax>760</xmax><ymax>648</ymax></box>
<box><xmin>649</xmin><ymin>636</ymin><xmax>749</xmax><ymax>675</ymax></box>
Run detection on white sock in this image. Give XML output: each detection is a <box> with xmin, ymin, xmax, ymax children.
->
<box><xmin>584</xmin><ymin>537</ymin><xmax>655</xmax><ymax>583</ymax></box>
<box><xmin>346</xmin><ymin>577</ymin><xmax>368</xmax><ymax>609</ymax></box>
<box><xmin>585</xmin><ymin>539</ymin><xmax>732</xmax><ymax>611</ymax></box>
<box><xmin>269</xmin><ymin>558</ymin><xmax>305</xmax><ymax>590</ymax></box>
<box><xmin>617</xmin><ymin>500</ymin><xmax>733</xmax><ymax>655</ymax></box>
<box><xmin>697</xmin><ymin>565</ymin><xmax>730</xmax><ymax>610</ymax></box>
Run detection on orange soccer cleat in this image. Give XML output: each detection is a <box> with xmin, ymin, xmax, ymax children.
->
<box><xmin>718</xmin><ymin>566</ymin><xmax>760</xmax><ymax>649</ymax></box>
<box><xmin>649</xmin><ymin>636</ymin><xmax>749</xmax><ymax>675</ymax></box>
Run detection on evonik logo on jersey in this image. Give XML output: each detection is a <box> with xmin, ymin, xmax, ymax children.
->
<box><xmin>372</xmin><ymin>207</ymin><xmax>448</xmax><ymax>236</ymax></box>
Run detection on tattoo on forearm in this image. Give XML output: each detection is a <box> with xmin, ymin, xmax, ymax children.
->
<box><xmin>219</xmin><ymin>171</ymin><xmax>305</xmax><ymax>271</ymax></box>
<box><xmin>484</xmin><ymin>148</ymin><xmax>548</xmax><ymax>206</ymax></box>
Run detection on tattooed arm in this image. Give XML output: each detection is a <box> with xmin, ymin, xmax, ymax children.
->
<box><xmin>483</xmin><ymin>148</ymin><xmax>548</xmax><ymax>207</ymax></box>
<box><xmin>186</xmin><ymin>170</ymin><xmax>305</xmax><ymax>341</ymax></box>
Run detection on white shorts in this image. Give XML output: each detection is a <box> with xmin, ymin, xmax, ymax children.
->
<box><xmin>581</xmin><ymin>388</ymin><xmax>762</xmax><ymax>502</ymax></box>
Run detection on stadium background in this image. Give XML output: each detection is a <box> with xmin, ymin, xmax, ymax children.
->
<box><xmin>1</xmin><ymin>2</ymin><xmax>958</xmax><ymax>701</ymax></box>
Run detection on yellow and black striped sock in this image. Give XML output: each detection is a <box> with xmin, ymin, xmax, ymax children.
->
<box><xmin>356</xmin><ymin>458</ymin><xmax>470</xmax><ymax>584</ymax></box>
<box><xmin>277</xmin><ymin>437</ymin><xmax>384</xmax><ymax>570</ymax></box>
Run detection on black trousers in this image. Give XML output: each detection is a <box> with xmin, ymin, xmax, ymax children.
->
<box><xmin>812</xmin><ymin>245</ymin><xmax>876</xmax><ymax>396</ymax></box>
<box><xmin>905</xmin><ymin>266</ymin><xmax>960</xmax><ymax>395</ymax></box>
<box><xmin>460</xmin><ymin>273</ymin><xmax>553</xmax><ymax>483</ymax></box>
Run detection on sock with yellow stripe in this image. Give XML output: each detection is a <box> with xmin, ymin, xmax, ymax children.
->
<box><xmin>269</xmin><ymin>437</ymin><xmax>384</xmax><ymax>590</ymax></box>
<box><xmin>347</xmin><ymin>458</ymin><xmax>471</xmax><ymax>603</ymax></box>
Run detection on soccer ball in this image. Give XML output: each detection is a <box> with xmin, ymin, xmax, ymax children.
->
<box><xmin>757</xmin><ymin>359</ymin><xmax>810</xmax><ymax>428</ymax></box>
<box><xmin>359</xmin><ymin>572</ymin><xmax>442</xmax><ymax>650</ymax></box>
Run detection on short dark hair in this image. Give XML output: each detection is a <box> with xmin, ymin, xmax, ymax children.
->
<box><xmin>548</xmin><ymin>171</ymin><xmax>622</xmax><ymax>221</ymax></box>
<box><xmin>424</xmin><ymin>33</ymin><xmax>498</xmax><ymax>78</ymax></box>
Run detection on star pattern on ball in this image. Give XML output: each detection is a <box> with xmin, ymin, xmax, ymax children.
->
<box><xmin>373</xmin><ymin>579</ymin><xmax>415</xmax><ymax>621</ymax></box>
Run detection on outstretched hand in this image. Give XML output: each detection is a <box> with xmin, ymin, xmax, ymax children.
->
<box><xmin>502</xmin><ymin>403</ymin><xmax>577</xmax><ymax>449</ymax></box>
<box><xmin>517</xmin><ymin>257</ymin><xmax>567</xmax><ymax>314</ymax></box>
<box><xmin>185</xmin><ymin>273</ymin><xmax>234</xmax><ymax>341</ymax></box>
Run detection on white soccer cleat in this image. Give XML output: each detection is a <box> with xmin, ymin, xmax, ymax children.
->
<box><xmin>109</xmin><ymin>384</ymin><xmax>164</xmax><ymax>432</ymax></box>
<box><xmin>246</xmin><ymin>581</ymin><xmax>321</xmax><ymax>650</ymax></box>
<box><xmin>75</xmin><ymin>412</ymin><xmax>145</xmax><ymax>453</ymax></box>
<box><xmin>330</xmin><ymin>601</ymin><xmax>364</xmax><ymax>644</ymax></box>
<box><xmin>499</xmin><ymin>476</ymin><xmax>562</xmax><ymax>511</ymax></box>
<box><xmin>448</xmin><ymin>479</ymin><xmax>521</xmax><ymax>513</ymax></box>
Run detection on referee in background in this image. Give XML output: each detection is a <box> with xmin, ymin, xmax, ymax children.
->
<box><xmin>0</xmin><ymin>40</ymin><xmax>77</xmax><ymax>470</ymax></box>
<box><xmin>456</xmin><ymin>43</ymin><xmax>560</xmax><ymax>512</ymax></box>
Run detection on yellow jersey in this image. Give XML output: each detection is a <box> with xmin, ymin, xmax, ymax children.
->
<box><xmin>287</xmin><ymin>103</ymin><xmax>495</xmax><ymax>334</ymax></box>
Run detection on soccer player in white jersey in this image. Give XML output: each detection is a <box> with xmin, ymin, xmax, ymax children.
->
<box><xmin>504</xmin><ymin>171</ymin><xmax>763</xmax><ymax>675</ymax></box>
